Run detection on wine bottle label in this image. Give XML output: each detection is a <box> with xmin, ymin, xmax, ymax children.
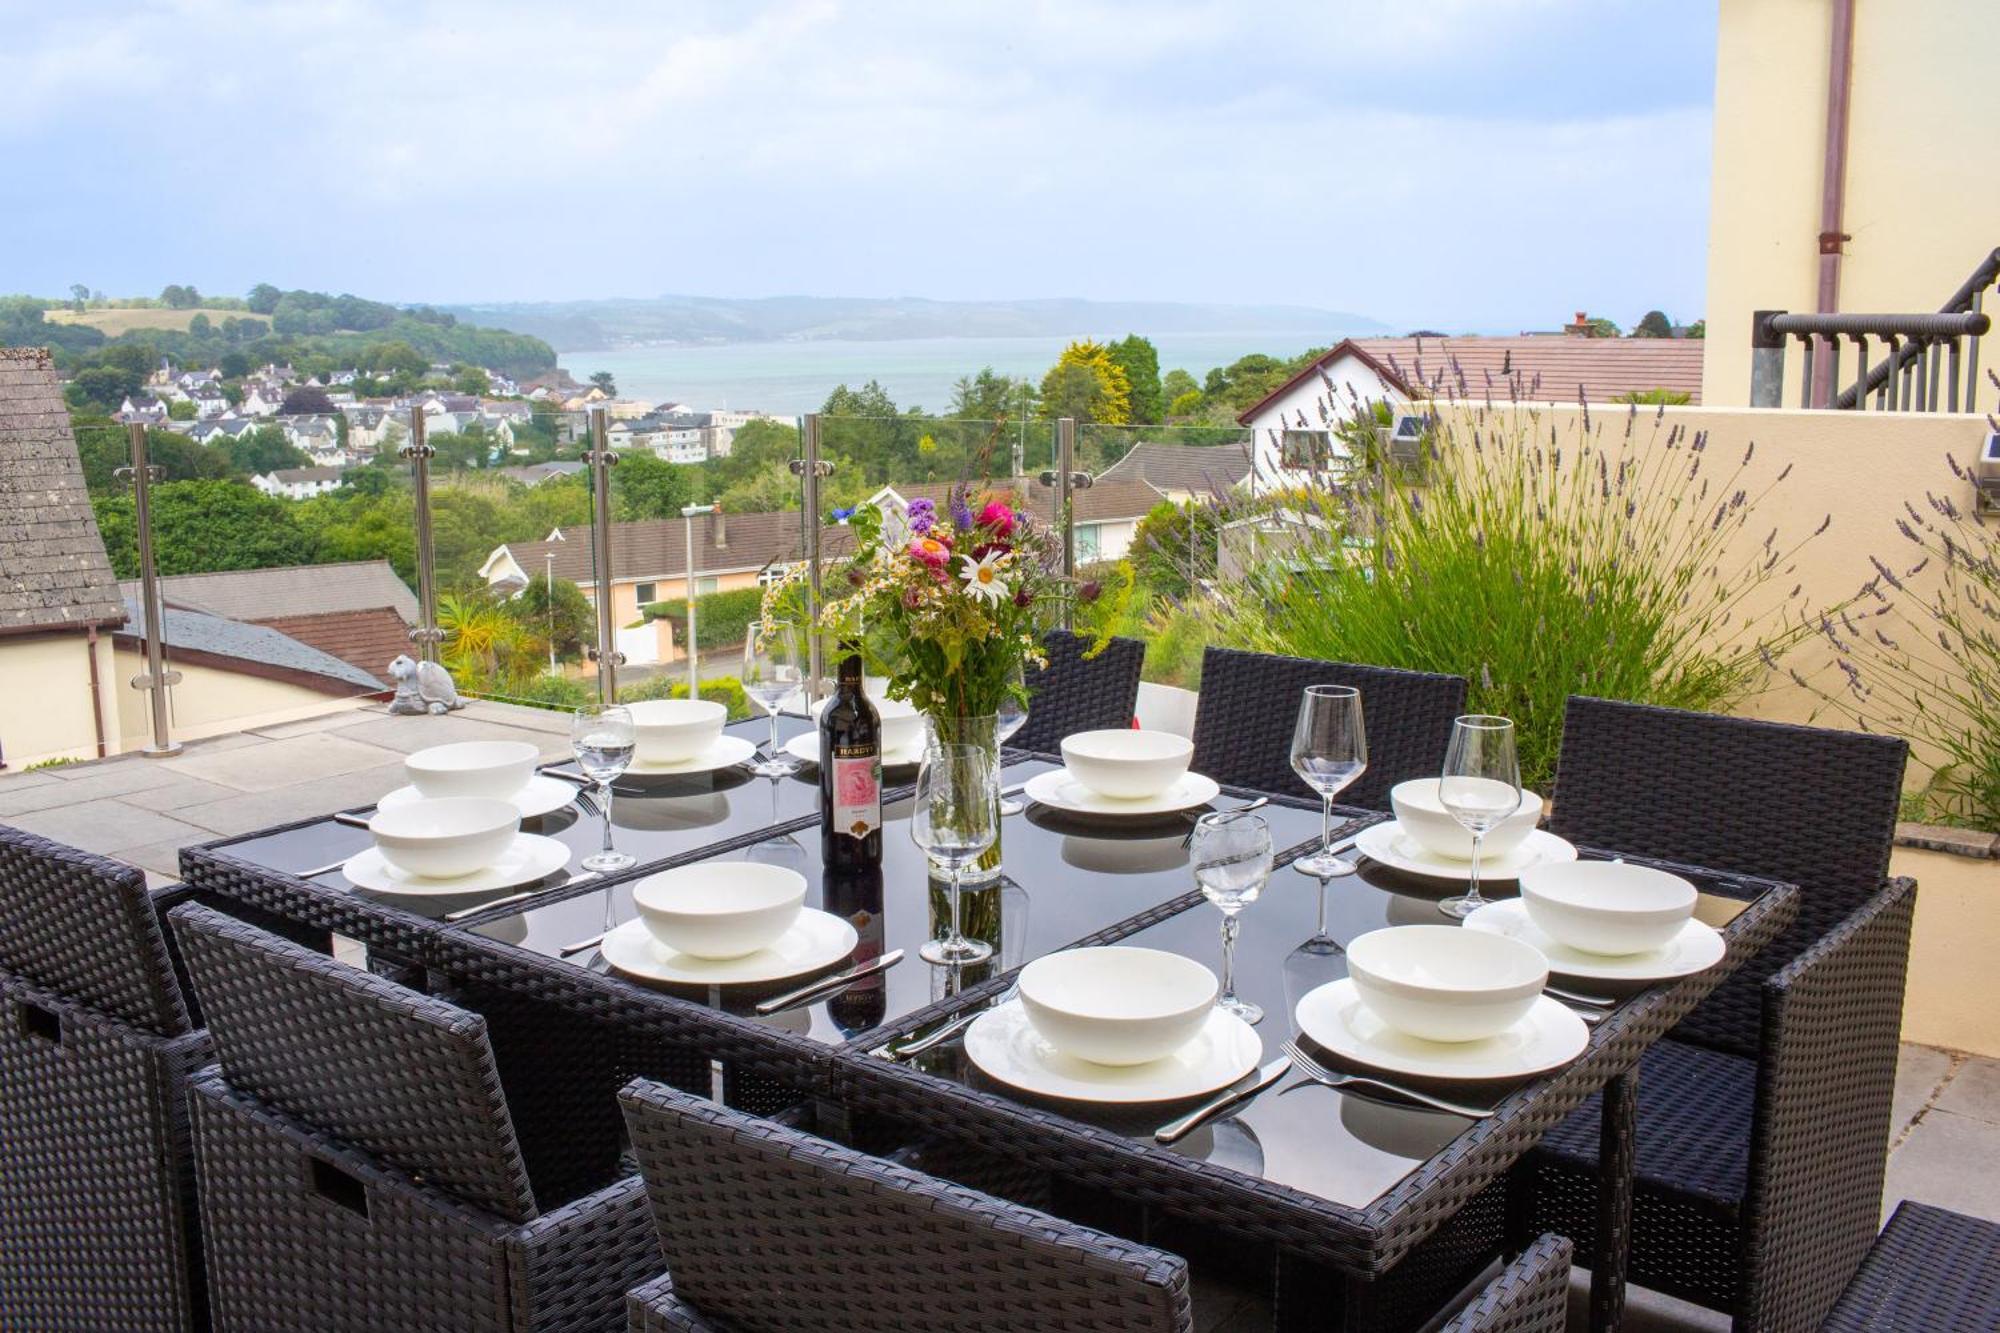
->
<box><xmin>830</xmin><ymin>749</ymin><xmax>881</xmax><ymax>840</ymax></box>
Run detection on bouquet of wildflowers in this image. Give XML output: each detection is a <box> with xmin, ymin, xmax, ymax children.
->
<box><xmin>768</xmin><ymin>483</ymin><xmax>1100</xmax><ymax>721</ymax></box>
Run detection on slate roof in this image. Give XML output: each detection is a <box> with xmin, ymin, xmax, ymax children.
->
<box><xmin>116</xmin><ymin>598</ymin><xmax>384</xmax><ymax>693</ymax></box>
<box><xmin>251</xmin><ymin>607</ymin><xmax>413</xmax><ymax>683</ymax></box>
<box><xmin>1235</xmin><ymin>335</ymin><xmax>1707</xmax><ymax>424</ymax></box>
<box><xmin>268</xmin><ymin>466</ymin><xmax>343</xmax><ymax>484</ymax></box>
<box><xmin>0</xmin><ymin>347</ymin><xmax>128</xmax><ymax>635</ymax></box>
<box><xmin>1096</xmin><ymin>440</ymin><xmax>1253</xmax><ymax>495</ymax></box>
<box><xmin>502</xmin><ymin>510</ymin><xmax>856</xmax><ymax>585</ymax></box>
<box><xmin>116</xmin><ymin>560</ymin><xmax>418</xmax><ymax>624</ymax></box>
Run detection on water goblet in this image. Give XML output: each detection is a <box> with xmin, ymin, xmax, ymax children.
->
<box><xmin>570</xmin><ymin>704</ymin><xmax>636</xmax><ymax>873</ymax></box>
<box><xmin>1191</xmin><ymin>809</ymin><xmax>1274</xmax><ymax>1024</ymax></box>
<box><xmin>1290</xmin><ymin>684</ymin><xmax>1368</xmax><ymax>877</ymax></box>
<box><xmin>742</xmin><ymin>619</ymin><xmax>804</xmax><ymax>777</ymax></box>
<box><xmin>1437</xmin><ymin>714</ymin><xmax>1522</xmax><ymax>919</ymax></box>
<box><xmin>913</xmin><ymin>742</ymin><xmax>999</xmax><ymax>966</ymax></box>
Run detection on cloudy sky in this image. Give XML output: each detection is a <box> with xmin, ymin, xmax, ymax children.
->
<box><xmin>2</xmin><ymin>0</ymin><xmax>1716</xmax><ymax>332</ymax></box>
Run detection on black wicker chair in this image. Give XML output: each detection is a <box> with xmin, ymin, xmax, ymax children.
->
<box><xmin>617</xmin><ymin>1076</ymin><xmax>1195</xmax><ymax>1331</ymax></box>
<box><xmin>1014</xmin><ymin>629</ymin><xmax>1146</xmax><ymax>753</ymax></box>
<box><xmin>1526</xmin><ymin>697</ymin><xmax>1914</xmax><ymax>1332</ymax></box>
<box><xmin>1818</xmin><ymin>1201</ymin><xmax>1999</xmax><ymax>1332</ymax></box>
<box><xmin>1190</xmin><ymin>646</ymin><xmax>1467</xmax><ymax>810</ymax></box>
<box><xmin>169</xmin><ymin>902</ymin><xmax>658</xmax><ymax>1332</ymax></box>
<box><xmin>1439</xmin><ymin>1234</ymin><xmax>1573</xmax><ymax>1333</ymax></box>
<box><xmin>0</xmin><ymin>822</ymin><xmax>210</xmax><ymax>1332</ymax></box>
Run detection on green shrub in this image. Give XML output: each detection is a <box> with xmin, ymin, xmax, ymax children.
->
<box><xmin>617</xmin><ymin>672</ymin><xmax>751</xmax><ymax>719</ymax></box>
<box><xmin>1139</xmin><ymin>594</ymin><xmax>1212</xmax><ymax>690</ymax></box>
<box><xmin>1216</xmin><ymin>403</ymin><xmax>1820</xmax><ymax>790</ymax></box>
<box><xmin>641</xmin><ymin>585</ymin><xmax>766</xmax><ymax>651</ymax></box>
<box><xmin>1130</xmin><ymin>501</ymin><xmax>1219</xmax><ymax>598</ymax></box>
<box><xmin>469</xmin><ymin>670</ymin><xmax>592</xmax><ymax>712</ymax></box>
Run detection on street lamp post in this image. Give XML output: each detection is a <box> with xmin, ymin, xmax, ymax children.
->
<box><xmin>544</xmin><ymin>550</ymin><xmax>556</xmax><ymax>673</ymax></box>
<box><xmin>680</xmin><ymin>503</ymin><xmax>717</xmax><ymax>693</ymax></box>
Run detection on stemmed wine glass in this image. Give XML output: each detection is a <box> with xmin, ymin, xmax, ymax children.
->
<box><xmin>913</xmin><ymin>742</ymin><xmax>999</xmax><ymax>966</ymax></box>
<box><xmin>742</xmin><ymin>619</ymin><xmax>804</xmax><ymax>777</ymax></box>
<box><xmin>1437</xmin><ymin>715</ymin><xmax>1522</xmax><ymax>919</ymax></box>
<box><xmin>1191</xmin><ymin>809</ymin><xmax>1274</xmax><ymax>1024</ymax></box>
<box><xmin>570</xmin><ymin>704</ymin><xmax>636</xmax><ymax>873</ymax></box>
<box><xmin>1290</xmin><ymin>685</ymin><xmax>1368</xmax><ymax>877</ymax></box>
<box><xmin>995</xmin><ymin>661</ymin><xmax>1029</xmax><ymax>816</ymax></box>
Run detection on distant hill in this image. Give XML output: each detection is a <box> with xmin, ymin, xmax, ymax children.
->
<box><xmin>440</xmin><ymin>295</ymin><xmax>1388</xmax><ymax>353</ymax></box>
<box><xmin>45</xmin><ymin>307</ymin><xmax>246</xmax><ymax>337</ymax></box>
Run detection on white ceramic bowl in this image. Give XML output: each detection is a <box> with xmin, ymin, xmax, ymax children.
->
<box><xmin>628</xmin><ymin>698</ymin><xmax>727</xmax><ymax>763</ymax></box>
<box><xmin>813</xmin><ymin>696</ymin><xmax>924</xmax><ymax>756</ymax></box>
<box><xmin>1017</xmin><ymin>946</ymin><xmax>1217</xmax><ymax>1066</ymax></box>
<box><xmin>1390</xmin><ymin>779</ymin><xmax>1543</xmax><ymax>860</ymax></box>
<box><xmin>1346</xmin><ymin>925</ymin><xmax>1547</xmax><ymax>1043</ymax></box>
<box><xmin>403</xmin><ymin>741</ymin><xmax>540</xmax><ymax>800</ymax></box>
<box><xmin>633</xmin><ymin>863</ymin><xmax>807</xmax><ymax>960</ymax></box>
<box><xmin>367</xmin><ymin>798</ymin><xmax>520</xmax><ymax>880</ymax></box>
<box><xmin>1519</xmin><ymin>860</ymin><xmax>1698</xmax><ymax>955</ymax></box>
<box><xmin>1059</xmin><ymin>729</ymin><xmax>1194</xmax><ymax>801</ymax></box>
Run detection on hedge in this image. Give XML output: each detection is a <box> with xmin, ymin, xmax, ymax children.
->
<box><xmin>617</xmin><ymin>672</ymin><xmax>750</xmax><ymax>719</ymax></box>
<box><xmin>641</xmin><ymin>585</ymin><xmax>766</xmax><ymax>651</ymax></box>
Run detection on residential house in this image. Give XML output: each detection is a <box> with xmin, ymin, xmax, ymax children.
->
<box><xmin>1234</xmin><ymin>334</ymin><xmax>1704</xmax><ymax>488</ymax></box>
<box><xmin>114</xmin><ymin>394</ymin><xmax>169</xmax><ymax>426</ymax></box>
<box><xmin>238</xmin><ymin>382</ymin><xmax>286</xmax><ymax>417</ymax></box>
<box><xmin>186</xmin><ymin>418</ymin><xmax>263</xmax><ymax>448</ymax></box>
<box><xmin>118</xmin><ymin>560</ymin><xmax>419</xmax><ymax>625</ymax></box>
<box><xmin>497</xmin><ymin>460</ymin><xmax>586</xmax><ymax>486</ymax></box>
<box><xmin>859</xmin><ymin>477</ymin><xmax>1164</xmax><ymax>563</ymax></box>
<box><xmin>1095</xmin><ymin>439</ymin><xmax>1253</xmax><ymax>503</ymax></box>
<box><xmin>252</xmin><ymin>466</ymin><xmax>345</xmax><ymax>500</ymax></box>
<box><xmin>279</xmin><ymin>414</ymin><xmax>343</xmax><ymax>461</ymax></box>
<box><xmin>188</xmin><ymin>384</ymin><xmax>230</xmax><ymax>419</ymax></box>
<box><xmin>340</xmin><ymin>404</ymin><xmax>397</xmax><ymax>455</ymax></box>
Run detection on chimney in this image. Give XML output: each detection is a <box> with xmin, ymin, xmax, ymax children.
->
<box><xmin>711</xmin><ymin>508</ymin><xmax>727</xmax><ymax>550</ymax></box>
<box><xmin>1564</xmin><ymin>310</ymin><xmax>1593</xmax><ymax>337</ymax></box>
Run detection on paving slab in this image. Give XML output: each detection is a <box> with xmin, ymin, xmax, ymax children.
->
<box><xmin>112</xmin><ymin>775</ymin><xmax>247</xmax><ymax>813</ymax></box>
<box><xmin>5</xmin><ymin>798</ymin><xmax>209</xmax><ymax>856</ymax></box>
<box><xmin>1932</xmin><ymin>1054</ymin><xmax>2000</xmax><ymax>1127</ymax></box>
<box><xmin>120</xmin><ymin>834</ymin><xmax>214</xmax><ymax>879</ymax></box>
<box><xmin>1890</xmin><ymin>1042</ymin><xmax>1957</xmax><ymax>1141</ymax></box>
<box><xmin>331</xmin><ymin>711</ymin><xmax>572</xmax><ymax>757</ymax></box>
<box><xmin>1883</xmin><ymin>1107</ymin><xmax>2000</xmax><ymax>1224</ymax></box>
<box><xmin>169</xmin><ymin>763</ymin><xmax>409</xmax><ymax>837</ymax></box>
<box><xmin>459</xmin><ymin>698</ymin><xmax>571</xmax><ymax>733</ymax></box>
<box><xmin>0</xmin><ymin>769</ymin><xmax>64</xmax><ymax>793</ymax></box>
<box><xmin>248</xmin><ymin>709</ymin><xmax>378</xmax><ymax>739</ymax></box>
<box><xmin>158</xmin><ymin>732</ymin><xmax>404</xmax><ymax>792</ymax></box>
<box><xmin>0</xmin><ymin>760</ymin><xmax>185</xmax><ymax>816</ymax></box>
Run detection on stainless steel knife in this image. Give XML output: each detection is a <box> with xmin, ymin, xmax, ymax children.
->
<box><xmin>1154</xmin><ymin>1056</ymin><xmax>1292</xmax><ymax>1145</ymax></box>
<box><xmin>754</xmin><ymin>949</ymin><xmax>906</xmax><ymax>1016</ymax></box>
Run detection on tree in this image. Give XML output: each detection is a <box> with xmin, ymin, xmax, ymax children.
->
<box><xmin>167</xmin><ymin>398</ymin><xmax>197</xmax><ymax>421</ymax></box>
<box><xmin>1161</xmin><ymin>368</ymin><xmax>1200</xmax><ymax>415</ymax></box>
<box><xmin>612</xmin><ymin>449</ymin><xmax>693</xmax><ymax>520</ymax></box>
<box><xmin>451</xmin><ymin>363</ymin><xmax>490</xmax><ymax>395</ymax></box>
<box><xmin>92</xmin><ymin>479</ymin><xmax>313</xmax><ymax>578</ymax></box>
<box><xmin>1038</xmin><ymin>341</ymin><xmax>1131</xmax><ymax>425</ymax></box>
<box><xmin>280</xmin><ymin>385</ymin><xmax>336</xmax><ymax>416</ymax></box>
<box><xmin>222</xmin><ymin>426</ymin><xmax>310</xmax><ymax>475</ymax></box>
<box><xmin>505</xmin><ymin>574</ymin><xmax>594</xmax><ymax>661</ymax></box>
<box><xmin>68</xmin><ymin>283</ymin><xmax>89</xmax><ymax>312</ymax></box>
<box><xmin>1131</xmin><ymin>499</ymin><xmax>1220</xmax><ymax>599</ymax></box>
<box><xmin>1686</xmin><ymin>320</ymin><xmax>1706</xmax><ymax>340</ymax></box>
<box><xmin>1107</xmin><ymin>335</ymin><xmax>1163</xmax><ymax>424</ymax></box>
<box><xmin>71</xmin><ymin>419</ymin><xmax>231</xmax><ymax>493</ymax></box>
<box><xmin>1584</xmin><ymin>316</ymin><xmax>1622</xmax><ymax>338</ymax></box>
<box><xmin>187</xmin><ymin>313</ymin><xmax>212</xmax><ymax>338</ymax></box>
<box><xmin>65</xmin><ymin>365</ymin><xmax>145</xmax><ymax>412</ymax></box>
<box><xmin>159</xmin><ymin>284</ymin><xmax>201</xmax><ymax>309</ymax></box>
<box><xmin>588</xmin><ymin>370</ymin><xmax>616</xmax><ymax>396</ymax></box>
<box><xmin>1632</xmin><ymin>310</ymin><xmax>1674</xmax><ymax>339</ymax></box>
<box><xmin>246</xmin><ymin>283</ymin><xmax>282</xmax><ymax>315</ymax></box>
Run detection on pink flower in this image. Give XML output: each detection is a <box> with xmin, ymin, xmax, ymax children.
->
<box><xmin>908</xmin><ymin>537</ymin><xmax>951</xmax><ymax>570</ymax></box>
<box><xmin>978</xmin><ymin>501</ymin><xmax>1016</xmax><ymax>539</ymax></box>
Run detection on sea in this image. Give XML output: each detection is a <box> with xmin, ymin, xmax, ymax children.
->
<box><xmin>556</xmin><ymin>330</ymin><xmax>1339</xmax><ymax>417</ymax></box>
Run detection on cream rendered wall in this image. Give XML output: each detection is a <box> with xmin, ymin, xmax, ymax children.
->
<box><xmin>0</xmin><ymin>632</ymin><xmax>119</xmax><ymax>766</ymax></box>
<box><xmin>110</xmin><ymin>647</ymin><xmax>369</xmax><ymax>745</ymax></box>
<box><xmin>1704</xmin><ymin>0</ymin><xmax>2000</xmax><ymax>407</ymax></box>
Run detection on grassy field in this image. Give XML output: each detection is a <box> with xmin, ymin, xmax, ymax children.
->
<box><xmin>44</xmin><ymin>307</ymin><xmax>246</xmax><ymax>336</ymax></box>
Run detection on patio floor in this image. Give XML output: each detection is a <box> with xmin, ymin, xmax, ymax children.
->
<box><xmin>1</xmin><ymin>697</ymin><xmax>1993</xmax><ymax>1332</ymax></box>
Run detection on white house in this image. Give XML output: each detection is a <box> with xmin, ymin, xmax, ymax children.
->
<box><xmin>238</xmin><ymin>383</ymin><xmax>286</xmax><ymax>417</ymax></box>
<box><xmin>253</xmin><ymin>466</ymin><xmax>345</xmax><ymax>500</ymax></box>
<box><xmin>114</xmin><ymin>395</ymin><xmax>169</xmax><ymax>425</ymax></box>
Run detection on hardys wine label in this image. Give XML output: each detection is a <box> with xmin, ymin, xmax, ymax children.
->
<box><xmin>830</xmin><ymin>747</ymin><xmax>881</xmax><ymax>840</ymax></box>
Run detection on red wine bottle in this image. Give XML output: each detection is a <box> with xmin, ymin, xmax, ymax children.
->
<box><xmin>819</xmin><ymin>644</ymin><xmax>882</xmax><ymax>871</ymax></box>
<box><xmin>823</xmin><ymin>865</ymin><xmax>886</xmax><ymax>1036</ymax></box>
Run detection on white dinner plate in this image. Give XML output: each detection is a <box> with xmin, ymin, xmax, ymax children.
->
<box><xmin>599</xmin><ymin>908</ymin><xmax>858</xmax><ymax>987</ymax></box>
<box><xmin>782</xmin><ymin>731</ymin><xmax>927</xmax><ymax>771</ymax></box>
<box><xmin>1022</xmin><ymin>769</ymin><xmax>1223</xmax><ymax>819</ymax></box>
<box><xmin>1354</xmin><ymin>822</ymin><xmax>1577</xmax><ymax>883</ymax></box>
<box><xmin>1462</xmin><ymin>899</ymin><xmax>1727</xmax><ymax>982</ymax></box>
<box><xmin>964</xmin><ymin>1001</ymin><xmax>1260</xmax><ymax>1105</ymax></box>
<box><xmin>377</xmin><ymin>775</ymin><xmax>580</xmax><ymax>821</ymax></box>
<box><xmin>342</xmin><ymin>833</ymin><xmax>570</xmax><ymax>898</ymax></box>
<box><xmin>626</xmin><ymin>734</ymin><xmax>758</xmax><ymax>778</ymax></box>
<box><xmin>1295</xmin><ymin>979</ymin><xmax>1588</xmax><ymax>1084</ymax></box>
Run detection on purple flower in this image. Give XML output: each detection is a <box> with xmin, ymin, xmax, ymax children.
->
<box><xmin>830</xmin><ymin>506</ymin><xmax>856</xmax><ymax>522</ymax></box>
<box><xmin>905</xmin><ymin>497</ymin><xmax>936</xmax><ymax>534</ymax></box>
<box><xmin>948</xmin><ymin>483</ymin><xmax>974</xmax><ymax>532</ymax></box>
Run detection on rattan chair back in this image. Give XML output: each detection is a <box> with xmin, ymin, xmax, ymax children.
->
<box><xmin>1014</xmin><ymin>630</ymin><xmax>1146</xmax><ymax>752</ymax></box>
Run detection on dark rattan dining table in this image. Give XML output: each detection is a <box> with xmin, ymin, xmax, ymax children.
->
<box><xmin>175</xmin><ymin>719</ymin><xmax>1796</xmax><ymax>1333</ymax></box>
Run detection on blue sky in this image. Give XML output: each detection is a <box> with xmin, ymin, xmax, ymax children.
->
<box><xmin>0</xmin><ymin>1</ymin><xmax>1717</xmax><ymax>332</ymax></box>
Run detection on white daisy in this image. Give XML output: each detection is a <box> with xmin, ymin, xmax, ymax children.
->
<box><xmin>958</xmin><ymin>551</ymin><xmax>1009</xmax><ymax>605</ymax></box>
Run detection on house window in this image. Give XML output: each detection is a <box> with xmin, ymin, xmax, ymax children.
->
<box><xmin>1075</xmin><ymin>523</ymin><xmax>1101</xmax><ymax>561</ymax></box>
<box><xmin>1280</xmin><ymin>430</ymin><xmax>1331</xmax><ymax>468</ymax></box>
<box><xmin>696</xmin><ymin>577</ymin><xmax>720</xmax><ymax>596</ymax></box>
<box><xmin>757</xmin><ymin>566</ymin><xmax>788</xmax><ymax>586</ymax></box>
<box><xmin>635</xmin><ymin>582</ymin><xmax>658</xmax><ymax>605</ymax></box>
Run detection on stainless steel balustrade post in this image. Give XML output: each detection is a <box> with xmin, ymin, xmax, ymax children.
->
<box><xmin>1749</xmin><ymin>310</ymin><xmax>1786</xmax><ymax>408</ymax></box>
<box><xmin>117</xmin><ymin>423</ymin><xmax>181</xmax><ymax>756</ymax></box>
<box><xmin>1799</xmin><ymin>336</ymin><xmax>1816</xmax><ymax>408</ymax></box>
<box><xmin>1034</xmin><ymin>418</ymin><xmax>1091</xmax><ymax>631</ymax></box>
<box><xmin>401</xmin><ymin>409</ymin><xmax>443</xmax><ymax>664</ymax></box>
<box><xmin>585</xmin><ymin>406</ymin><xmax>623</xmax><ymax>701</ymax></box>
<box><xmin>790</xmin><ymin>413</ymin><xmax>832</xmax><ymax>702</ymax></box>
<box><xmin>681</xmin><ymin>503</ymin><xmax>716</xmax><ymax>694</ymax></box>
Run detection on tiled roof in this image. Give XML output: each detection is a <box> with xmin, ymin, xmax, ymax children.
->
<box><xmin>1236</xmin><ymin>335</ymin><xmax>1706</xmax><ymax>424</ymax></box>
<box><xmin>1095</xmin><ymin>440</ymin><xmax>1253</xmax><ymax>495</ymax></box>
<box><xmin>269</xmin><ymin>466</ymin><xmax>342</xmax><ymax>483</ymax></box>
<box><xmin>116</xmin><ymin>560</ymin><xmax>418</xmax><ymax>624</ymax></box>
<box><xmin>117</xmin><ymin>598</ymin><xmax>383</xmax><ymax>693</ymax></box>
<box><xmin>0</xmin><ymin>347</ymin><xmax>128</xmax><ymax>635</ymax></box>
<box><xmin>252</xmin><ymin>607</ymin><xmax>413</xmax><ymax>683</ymax></box>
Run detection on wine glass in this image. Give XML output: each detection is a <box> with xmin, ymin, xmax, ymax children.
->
<box><xmin>1437</xmin><ymin>715</ymin><xmax>1522</xmax><ymax>919</ymax></box>
<box><xmin>1191</xmin><ymin>809</ymin><xmax>1273</xmax><ymax>1024</ymax></box>
<box><xmin>995</xmin><ymin>661</ymin><xmax>1029</xmax><ymax>815</ymax></box>
<box><xmin>913</xmin><ymin>742</ymin><xmax>999</xmax><ymax>966</ymax></box>
<box><xmin>570</xmin><ymin>704</ymin><xmax>636</xmax><ymax>873</ymax></box>
<box><xmin>742</xmin><ymin>619</ymin><xmax>804</xmax><ymax>777</ymax></box>
<box><xmin>1290</xmin><ymin>685</ymin><xmax>1368</xmax><ymax>877</ymax></box>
